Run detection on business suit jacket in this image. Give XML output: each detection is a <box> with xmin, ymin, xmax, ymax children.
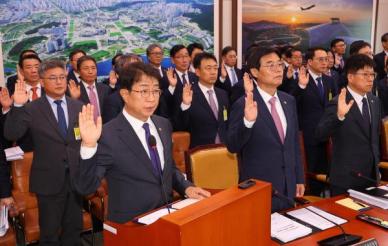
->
<box><xmin>173</xmin><ymin>84</ymin><xmax>229</xmax><ymax>148</ymax></box>
<box><xmin>290</xmin><ymin>74</ymin><xmax>338</xmax><ymax>146</ymax></box>
<box><xmin>67</xmin><ymin>70</ymin><xmax>81</xmax><ymax>84</ymax></box>
<box><xmin>78</xmin><ymin>81</ymin><xmax>111</xmax><ymax>119</ymax></box>
<box><xmin>4</xmin><ymin>96</ymin><xmax>84</xmax><ymax>195</ymax></box>
<box><xmin>226</xmin><ymin>89</ymin><xmax>304</xmax><ymax>211</ymax></box>
<box><xmin>76</xmin><ymin>114</ymin><xmax>192</xmax><ymax>223</ymax></box>
<box><xmin>377</xmin><ymin>78</ymin><xmax>388</xmax><ymax>117</ymax></box>
<box><xmin>316</xmin><ymin>91</ymin><xmax>381</xmax><ymax>191</ymax></box>
<box><xmin>215</xmin><ymin>67</ymin><xmax>243</xmax><ymax>95</ymax></box>
<box><xmin>6</xmin><ymin>75</ymin><xmax>17</xmax><ymax>95</ymax></box>
<box><xmin>374</xmin><ymin>52</ymin><xmax>386</xmax><ymax>81</ymax></box>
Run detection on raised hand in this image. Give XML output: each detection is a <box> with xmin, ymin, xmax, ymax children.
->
<box><xmin>220</xmin><ymin>61</ymin><xmax>227</xmax><ymax>79</ymax></box>
<box><xmin>79</xmin><ymin>104</ymin><xmax>102</xmax><ymax>147</ymax></box>
<box><xmin>182</xmin><ymin>83</ymin><xmax>193</xmax><ymax>105</ymax></box>
<box><xmin>166</xmin><ymin>67</ymin><xmax>177</xmax><ymax>87</ymax></box>
<box><xmin>109</xmin><ymin>70</ymin><xmax>118</xmax><ymax>86</ymax></box>
<box><xmin>16</xmin><ymin>65</ymin><xmax>24</xmax><ymax>82</ymax></box>
<box><xmin>286</xmin><ymin>64</ymin><xmax>294</xmax><ymax>79</ymax></box>
<box><xmin>13</xmin><ymin>80</ymin><xmax>29</xmax><ymax>105</ymax></box>
<box><xmin>334</xmin><ymin>53</ymin><xmax>341</xmax><ymax>66</ymax></box>
<box><xmin>0</xmin><ymin>87</ymin><xmax>13</xmax><ymax>110</ymax></box>
<box><xmin>68</xmin><ymin>79</ymin><xmax>81</xmax><ymax>99</ymax></box>
<box><xmin>243</xmin><ymin>73</ymin><xmax>254</xmax><ymax>93</ymax></box>
<box><xmin>298</xmin><ymin>66</ymin><xmax>309</xmax><ymax>87</ymax></box>
<box><xmin>337</xmin><ymin>88</ymin><xmax>354</xmax><ymax>118</ymax></box>
<box><xmin>244</xmin><ymin>91</ymin><xmax>257</xmax><ymax>122</ymax></box>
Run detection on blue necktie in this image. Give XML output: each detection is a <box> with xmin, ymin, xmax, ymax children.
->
<box><xmin>143</xmin><ymin>123</ymin><xmax>161</xmax><ymax>176</ymax></box>
<box><xmin>54</xmin><ymin>100</ymin><xmax>67</xmax><ymax>138</ymax></box>
<box><xmin>362</xmin><ymin>98</ymin><xmax>371</xmax><ymax>127</ymax></box>
<box><xmin>316</xmin><ymin>77</ymin><xmax>324</xmax><ymax>100</ymax></box>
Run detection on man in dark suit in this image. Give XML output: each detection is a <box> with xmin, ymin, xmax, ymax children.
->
<box><xmin>279</xmin><ymin>47</ymin><xmax>303</xmax><ymax>93</ymax></box>
<box><xmin>289</xmin><ymin>47</ymin><xmax>338</xmax><ymax>196</ymax></box>
<box><xmin>374</xmin><ymin>33</ymin><xmax>388</xmax><ymax>81</ymax></box>
<box><xmin>76</xmin><ymin>62</ymin><xmax>210</xmax><ymax>223</ymax></box>
<box><xmin>331</xmin><ymin>38</ymin><xmax>347</xmax><ymax>74</ymax></box>
<box><xmin>102</xmin><ymin>53</ymin><xmax>123</xmax><ymax>91</ymax></box>
<box><xmin>226</xmin><ymin>48</ymin><xmax>305</xmax><ymax>212</ymax></box>
<box><xmin>187</xmin><ymin>42</ymin><xmax>204</xmax><ymax>73</ymax></box>
<box><xmin>67</xmin><ymin>49</ymin><xmax>86</xmax><ymax>85</ymax></box>
<box><xmin>316</xmin><ymin>54</ymin><xmax>381</xmax><ymax>196</ymax></box>
<box><xmin>215</xmin><ymin>46</ymin><xmax>243</xmax><ymax>96</ymax></box>
<box><xmin>68</xmin><ymin>56</ymin><xmax>111</xmax><ymax>122</ymax></box>
<box><xmin>4</xmin><ymin>59</ymin><xmax>84</xmax><ymax>245</ymax></box>
<box><xmin>147</xmin><ymin>43</ymin><xmax>167</xmax><ymax>78</ymax></box>
<box><xmin>377</xmin><ymin>59</ymin><xmax>388</xmax><ymax>117</ymax></box>
<box><xmin>173</xmin><ymin>53</ymin><xmax>229</xmax><ymax>148</ymax></box>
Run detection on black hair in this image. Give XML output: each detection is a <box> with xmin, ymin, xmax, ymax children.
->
<box><xmin>69</xmin><ymin>49</ymin><xmax>86</xmax><ymax>61</ymax></box>
<box><xmin>170</xmin><ymin>45</ymin><xmax>187</xmax><ymax>58</ymax></box>
<box><xmin>349</xmin><ymin>40</ymin><xmax>371</xmax><ymax>56</ymax></box>
<box><xmin>118</xmin><ymin>62</ymin><xmax>161</xmax><ymax>91</ymax></box>
<box><xmin>193</xmin><ymin>52</ymin><xmax>217</xmax><ymax>69</ymax></box>
<box><xmin>18</xmin><ymin>54</ymin><xmax>41</xmax><ymax>68</ymax></box>
<box><xmin>305</xmin><ymin>47</ymin><xmax>327</xmax><ymax>61</ymax></box>
<box><xmin>345</xmin><ymin>54</ymin><xmax>375</xmax><ymax>75</ymax></box>
<box><xmin>330</xmin><ymin>38</ymin><xmax>345</xmax><ymax>49</ymax></box>
<box><xmin>77</xmin><ymin>55</ymin><xmax>97</xmax><ymax>71</ymax></box>
<box><xmin>187</xmin><ymin>43</ymin><xmax>204</xmax><ymax>56</ymax></box>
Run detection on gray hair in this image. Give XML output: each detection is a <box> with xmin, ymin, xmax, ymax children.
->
<box><xmin>114</xmin><ymin>53</ymin><xmax>143</xmax><ymax>74</ymax></box>
<box><xmin>38</xmin><ymin>59</ymin><xmax>66</xmax><ymax>78</ymax></box>
<box><xmin>146</xmin><ymin>43</ymin><xmax>163</xmax><ymax>56</ymax></box>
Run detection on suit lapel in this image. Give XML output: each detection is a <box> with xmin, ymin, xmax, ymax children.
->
<box><xmin>368</xmin><ymin>94</ymin><xmax>378</xmax><ymax>139</ymax></box>
<box><xmin>65</xmin><ymin>97</ymin><xmax>78</xmax><ymax>140</ymax></box>
<box><xmin>215</xmin><ymin>88</ymin><xmax>226</xmax><ymax>121</ymax></box>
<box><xmin>151</xmin><ymin>116</ymin><xmax>170</xmax><ymax>180</ymax></box>
<box><xmin>37</xmin><ymin>97</ymin><xmax>67</xmax><ymax>140</ymax></box>
<box><xmin>193</xmin><ymin>84</ymin><xmax>218</xmax><ymax>121</ymax></box>
<box><xmin>307</xmin><ymin>74</ymin><xmax>322</xmax><ymax>103</ymax></box>
<box><xmin>346</xmin><ymin>91</ymin><xmax>370</xmax><ymax>137</ymax></box>
<box><xmin>278</xmin><ymin>93</ymin><xmax>291</xmax><ymax>143</ymax></box>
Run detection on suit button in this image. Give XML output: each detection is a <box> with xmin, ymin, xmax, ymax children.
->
<box><xmin>63</xmin><ymin>158</ymin><xmax>67</xmax><ymax>162</ymax></box>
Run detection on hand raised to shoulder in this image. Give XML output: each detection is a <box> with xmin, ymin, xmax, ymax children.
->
<box><xmin>79</xmin><ymin>104</ymin><xmax>102</xmax><ymax>147</ymax></box>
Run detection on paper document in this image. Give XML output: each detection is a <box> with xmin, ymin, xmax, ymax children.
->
<box><xmin>4</xmin><ymin>146</ymin><xmax>24</xmax><ymax>161</ymax></box>
<box><xmin>171</xmin><ymin>198</ymin><xmax>199</xmax><ymax>210</ymax></box>
<box><xmin>0</xmin><ymin>205</ymin><xmax>9</xmax><ymax>237</ymax></box>
<box><xmin>271</xmin><ymin>212</ymin><xmax>312</xmax><ymax>243</ymax></box>
<box><xmin>287</xmin><ymin>206</ymin><xmax>346</xmax><ymax>230</ymax></box>
<box><xmin>348</xmin><ymin>189</ymin><xmax>388</xmax><ymax>209</ymax></box>
<box><xmin>335</xmin><ymin>198</ymin><xmax>370</xmax><ymax>211</ymax></box>
<box><xmin>137</xmin><ymin>208</ymin><xmax>177</xmax><ymax>225</ymax></box>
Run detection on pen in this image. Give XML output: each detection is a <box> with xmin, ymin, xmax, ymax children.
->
<box><xmin>352</xmin><ymin>199</ymin><xmax>367</xmax><ymax>208</ymax></box>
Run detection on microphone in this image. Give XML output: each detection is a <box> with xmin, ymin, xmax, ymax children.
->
<box><xmin>350</xmin><ymin>170</ymin><xmax>379</xmax><ymax>186</ymax></box>
<box><xmin>272</xmin><ymin>188</ymin><xmax>361</xmax><ymax>246</ymax></box>
<box><xmin>148</xmin><ymin>135</ymin><xmax>171</xmax><ymax>214</ymax></box>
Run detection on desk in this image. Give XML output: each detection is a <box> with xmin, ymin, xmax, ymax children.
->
<box><xmin>271</xmin><ymin>196</ymin><xmax>388</xmax><ymax>245</ymax></box>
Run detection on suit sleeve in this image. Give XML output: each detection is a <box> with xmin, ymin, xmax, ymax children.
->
<box><xmin>315</xmin><ymin>98</ymin><xmax>343</xmax><ymax>142</ymax></box>
<box><xmin>4</xmin><ymin>106</ymin><xmax>31</xmax><ymax>141</ymax></box>
<box><xmin>292</xmin><ymin>100</ymin><xmax>304</xmax><ymax>184</ymax></box>
<box><xmin>226</xmin><ymin>97</ymin><xmax>254</xmax><ymax>153</ymax></box>
<box><xmin>0</xmin><ymin>158</ymin><xmax>11</xmax><ymax>199</ymax></box>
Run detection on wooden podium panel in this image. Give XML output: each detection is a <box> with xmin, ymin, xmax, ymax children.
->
<box><xmin>103</xmin><ymin>179</ymin><xmax>271</xmax><ymax>246</ymax></box>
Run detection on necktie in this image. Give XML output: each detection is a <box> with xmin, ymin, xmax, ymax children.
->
<box><xmin>231</xmin><ymin>68</ymin><xmax>238</xmax><ymax>86</ymax></box>
<box><xmin>182</xmin><ymin>73</ymin><xmax>188</xmax><ymax>85</ymax></box>
<box><xmin>207</xmin><ymin>90</ymin><xmax>220</xmax><ymax>143</ymax></box>
<box><xmin>362</xmin><ymin>98</ymin><xmax>371</xmax><ymax>127</ymax></box>
<box><xmin>294</xmin><ymin>71</ymin><xmax>299</xmax><ymax>81</ymax></box>
<box><xmin>54</xmin><ymin>100</ymin><xmax>67</xmax><ymax>138</ymax></box>
<box><xmin>87</xmin><ymin>85</ymin><xmax>100</xmax><ymax>122</ymax></box>
<box><xmin>316</xmin><ymin>77</ymin><xmax>324</xmax><ymax>100</ymax></box>
<box><xmin>340</xmin><ymin>57</ymin><xmax>344</xmax><ymax>69</ymax></box>
<box><xmin>269</xmin><ymin>97</ymin><xmax>285</xmax><ymax>144</ymax></box>
<box><xmin>31</xmin><ymin>87</ymin><xmax>38</xmax><ymax>101</ymax></box>
<box><xmin>143</xmin><ymin>123</ymin><xmax>161</xmax><ymax>176</ymax></box>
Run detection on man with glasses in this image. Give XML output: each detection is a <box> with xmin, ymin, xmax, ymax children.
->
<box><xmin>173</xmin><ymin>53</ymin><xmax>229</xmax><ymax>148</ymax></box>
<box><xmin>377</xmin><ymin>58</ymin><xmax>388</xmax><ymax>117</ymax></box>
<box><xmin>280</xmin><ymin>47</ymin><xmax>303</xmax><ymax>93</ymax></box>
<box><xmin>331</xmin><ymin>38</ymin><xmax>347</xmax><ymax>74</ymax></box>
<box><xmin>76</xmin><ymin>62</ymin><xmax>210</xmax><ymax>223</ymax></box>
<box><xmin>374</xmin><ymin>33</ymin><xmax>388</xmax><ymax>81</ymax></box>
<box><xmin>290</xmin><ymin>47</ymin><xmax>338</xmax><ymax>196</ymax></box>
<box><xmin>146</xmin><ymin>44</ymin><xmax>166</xmax><ymax>78</ymax></box>
<box><xmin>4</xmin><ymin>59</ymin><xmax>85</xmax><ymax>245</ymax></box>
<box><xmin>316</xmin><ymin>54</ymin><xmax>381</xmax><ymax>195</ymax></box>
<box><xmin>227</xmin><ymin>47</ymin><xmax>305</xmax><ymax>212</ymax></box>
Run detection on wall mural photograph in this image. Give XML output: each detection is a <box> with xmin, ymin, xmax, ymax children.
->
<box><xmin>0</xmin><ymin>0</ymin><xmax>215</xmax><ymax>79</ymax></box>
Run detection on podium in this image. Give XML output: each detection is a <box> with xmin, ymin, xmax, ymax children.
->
<box><xmin>103</xmin><ymin>179</ymin><xmax>271</xmax><ymax>246</ymax></box>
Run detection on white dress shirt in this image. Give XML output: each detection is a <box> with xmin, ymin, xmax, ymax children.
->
<box><xmin>26</xmin><ymin>83</ymin><xmax>42</xmax><ymax>101</ymax></box>
<box><xmin>181</xmin><ymin>82</ymin><xmax>218</xmax><ymax>111</ymax></box>
<box><xmin>347</xmin><ymin>86</ymin><xmax>370</xmax><ymax>119</ymax></box>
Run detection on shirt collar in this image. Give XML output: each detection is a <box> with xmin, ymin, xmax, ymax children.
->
<box><xmin>25</xmin><ymin>83</ymin><xmax>41</xmax><ymax>90</ymax></box>
<box><xmin>122</xmin><ymin>109</ymin><xmax>151</xmax><ymax>132</ymax></box>
<box><xmin>308</xmin><ymin>69</ymin><xmax>322</xmax><ymax>81</ymax></box>
<box><xmin>82</xmin><ymin>80</ymin><xmax>96</xmax><ymax>90</ymax></box>
<box><xmin>256</xmin><ymin>84</ymin><xmax>279</xmax><ymax>104</ymax></box>
<box><xmin>198</xmin><ymin>82</ymin><xmax>215</xmax><ymax>95</ymax></box>
<box><xmin>46</xmin><ymin>94</ymin><xmax>67</xmax><ymax>105</ymax></box>
<box><xmin>175</xmin><ymin>69</ymin><xmax>188</xmax><ymax>78</ymax></box>
<box><xmin>224</xmin><ymin>64</ymin><xmax>234</xmax><ymax>70</ymax></box>
<box><xmin>347</xmin><ymin>86</ymin><xmax>367</xmax><ymax>105</ymax></box>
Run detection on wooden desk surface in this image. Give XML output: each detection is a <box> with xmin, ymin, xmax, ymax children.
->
<box><xmin>271</xmin><ymin>195</ymin><xmax>388</xmax><ymax>245</ymax></box>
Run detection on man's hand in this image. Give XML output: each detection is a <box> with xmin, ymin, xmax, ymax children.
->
<box><xmin>0</xmin><ymin>87</ymin><xmax>13</xmax><ymax>110</ymax></box>
<box><xmin>16</xmin><ymin>65</ymin><xmax>24</xmax><ymax>82</ymax></box>
<box><xmin>68</xmin><ymin>79</ymin><xmax>81</xmax><ymax>99</ymax></box>
<box><xmin>185</xmin><ymin>186</ymin><xmax>211</xmax><ymax>199</ymax></box>
<box><xmin>286</xmin><ymin>64</ymin><xmax>294</xmax><ymax>79</ymax></box>
<box><xmin>166</xmin><ymin>67</ymin><xmax>177</xmax><ymax>87</ymax></box>
<box><xmin>220</xmin><ymin>61</ymin><xmax>227</xmax><ymax>79</ymax></box>
<box><xmin>182</xmin><ymin>83</ymin><xmax>193</xmax><ymax>106</ymax></box>
<box><xmin>13</xmin><ymin>80</ymin><xmax>29</xmax><ymax>105</ymax></box>
<box><xmin>79</xmin><ymin>104</ymin><xmax>102</xmax><ymax>147</ymax></box>
<box><xmin>0</xmin><ymin>197</ymin><xmax>14</xmax><ymax>208</ymax></box>
<box><xmin>109</xmin><ymin>70</ymin><xmax>118</xmax><ymax>87</ymax></box>
<box><xmin>244</xmin><ymin>91</ymin><xmax>257</xmax><ymax>122</ymax></box>
<box><xmin>295</xmin><ymin>184</ymin><xmax>305</xmax><ymax>197</ymax></box>
<box><xmin>298</xmin><ymin>66</ymin><xmax>309</xmax><ymax>87</ymax></box>
<box><xmin>243</xmin><ymin>73</ymin><xmax>253</xmax><ymax>93</ymax></box>
<box><xmin>337</xmin><ymin>88</ymin><xmax>354</xmax><ymax>119</ymax></box>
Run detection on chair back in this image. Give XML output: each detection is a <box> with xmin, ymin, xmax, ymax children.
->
<box><xmin>172</xmin><ymin>131</ymin><xmax>190</xmax><ymax>173</ymax></box>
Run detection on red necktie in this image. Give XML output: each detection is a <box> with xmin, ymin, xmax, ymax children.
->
<box><xmin>31</xmin><ymin>87</ymin><xmax>38</xmax><ymax>101</ymax></box>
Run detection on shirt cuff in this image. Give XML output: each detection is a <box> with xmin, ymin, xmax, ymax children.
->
<box><xmin>168</xmin><ymin>85</ymin><xmax>175</xmax><ymax>95</ymax></box>
<box><xmin>181</xmin><ymin>103</ymin><xmax>191</xmax><ymax>111</ymax></box>
<box><xmin>337</xmin><ymin>115</ymin><xmax>345</xmax><ymax>121</ymax></box>
<box><xmin>2</xmin><ymin>108</ymin><xmax>10</xmax><ymax>114</ymax></box>
<box><xmin>219</xmin><ymin>76</ymin><xmax>226</xmax><ymax>83</ymax></box>
<box><xmin>13</xmin><ymin>103</ymin><xmax>23</xmax><ymax>107</ymax></box>
<box><xmin>80</xmin><ymin>144</ymin><xmax>98</xmax><ymax>159</ymax></box>
<box><xmin>298</xmin><ymin>83</ymin><xmax>307</xmax><ymax>89</ymax></box>
<box><xmin>243</xmin><ymin>117</ymin><xmax>255</xmax><ymax>128</ymax></box>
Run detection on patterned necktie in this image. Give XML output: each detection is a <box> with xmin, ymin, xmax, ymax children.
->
<box><xmin>54</xmin><ymin>100</ymin><xmax>67</xmax><ymax>138</ymax></box>
<box><xmin>269</xmin><ymin>97</ymin><xmax>285</xmax><ymax>144</ymax></box>
<box><xmin>31</xmin><ymin>87</ymin><xmax>38</xmax><ymax>101</ymax></box>
<box><xmin>207</xmin><ymin>90</ymin><xmax>220</xmax><ymax>143</ymax></box>
<box><xmin>362</xmin><ymin>98</ymin><xmax>371</xmax><ymax>127</ymax></box>
<box><xmin>142</xmin><ymin>123</ymin><xmax>161</xmax><ymax>176</ymax></box>
<box><xmin>316</xmin><ymin>77</ymin><xmax>324</xmax><ymax>100</ymax></box>
<box><xmin>87</xmin><ymin>85</ymin><xmax>100</xmax><ymax>122</ymax></box>
<box><xmin>182</xmin><ymin>73</ymin><xmax>188</xmax><ymax>85</ymax></box>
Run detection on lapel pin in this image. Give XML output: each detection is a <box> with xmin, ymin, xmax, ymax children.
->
<box><xmin>158</xmin><ymin>128</ymin><xmax>162</xmax><ymax>132</ymax></box>
<box><xmin>283</xmin><ymin>101</ymin><xmax>287</xmax><ymax>105</ymax></box>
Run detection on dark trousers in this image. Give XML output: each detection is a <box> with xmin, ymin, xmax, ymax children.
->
<box><xmin>305</xmin><ymin>143</ymin><xmax>328</xmax><ymax>196</ymax></box>
<box><xmin>36</xmin><ymin>172</ymin><xmax>83</xmax><ymax>246</ymax></box>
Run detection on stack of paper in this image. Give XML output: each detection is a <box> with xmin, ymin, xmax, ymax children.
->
<box><xmin>0</xmin><ymin>205</ymin><xmax>9</xmax><ymax>237</ymax></box>
<box><xmin>271</xmin><ymin>212</ymin><xmax>312</xmax><ymax>243</ymax></box>
<box><xmin>348</xmin><ymin>188</ymin><xmax>388</xmax><ymax>209</ymax></box>
<box><xmin>171</xmin><ymin>198</ymin><xmax>199</xmax><ymax>209</ymax></box>
<box><xmin>137</xmin><ymin>208</ymin><xmax>177</xmax><ymax>225</ymax></box>
<box><xmin>4</xmin><ymin>146</ymin><xmax>24</xmax><ymax>161</ymax></box>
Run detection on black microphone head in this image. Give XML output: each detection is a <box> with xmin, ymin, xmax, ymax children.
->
<box><xmin>148</xmin><ymin>135</ymin><xmax>157</xmax><ymax>148</ymax></box>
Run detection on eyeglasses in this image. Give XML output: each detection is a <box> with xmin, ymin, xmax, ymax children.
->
<box><xmin>131</xmin><ymin>89</ymin><xmax>162</xmax><ymax>98</ymax></box>
<box><xmin>261</xmin><ymin>62</ymin><xmax>285</xmax><ymax>71</ymax></box>
<box><xmin>353</xmin><ymin>72</ymin><xmax>376</xmax><ymax>79</ymax></box>
<box><xmin>174</xmin><ymin>55</ymin><xmax>190</xmax><ymax>60</ymax></box>
<box><xmin>45</xmin><ymin>75</ymin><xmax>67</xmax><ymax>82</ymax></box>
<box><xmin>314</xmin><ymin>57</ymin><xmax>329</xmax><ymax>63</ymax></box>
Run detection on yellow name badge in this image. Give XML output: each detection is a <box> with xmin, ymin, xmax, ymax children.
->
<box><xmin>223</xmin><ymin>107</ymin><xmax>228</xmax><ymax>121</ymax></box>
<box><xmin>329</xmin><ymin>92</ymin><xmax>332</xmax><ymax>101</ymax></box>
<box><xmin>74</xmin><ymin>127</ymin><xmax>81</xmax><ymax>140</ymax></box>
